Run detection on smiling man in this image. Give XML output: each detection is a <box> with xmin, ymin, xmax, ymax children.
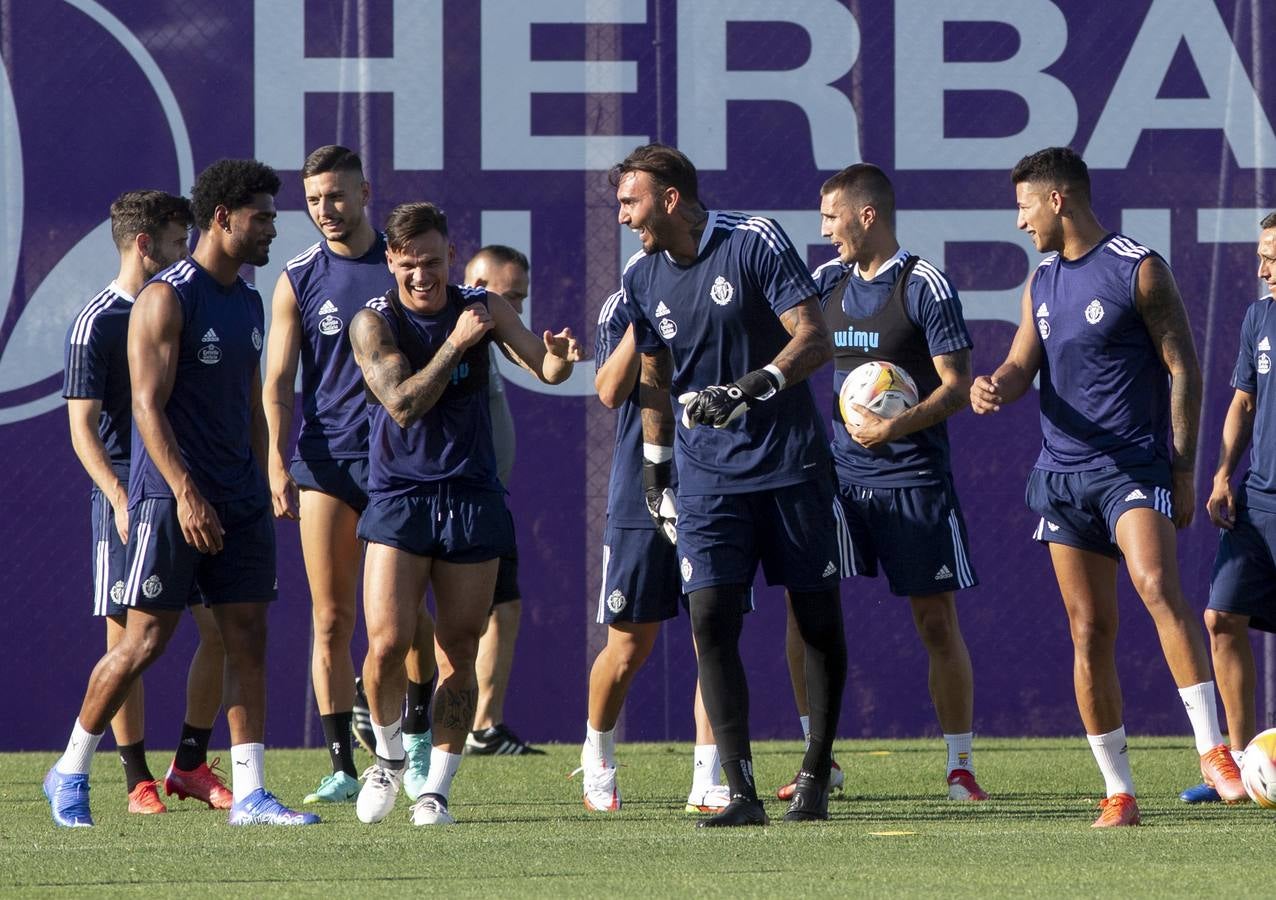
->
<box><xmin>971</xmin><ymin>146</ymin><xmax>1245</xmax><ymax>826</ymax></box>
<box><xmin>349</xmin><ymin>202</ymin><xmax>581</xmax><ymax>827</ymax></box>
<box><xmin>45</xmin><ymin>159</ymin><xmax>319</xmax><ymax>828</ymax></box>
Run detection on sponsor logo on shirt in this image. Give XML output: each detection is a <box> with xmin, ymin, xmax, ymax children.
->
<box><xmin>1085</xmin><ymin>298</ymin><xmax>1104</xmax><ymax>325</ymax></box>
<box><xmin>1036</xmin><ymin>303</ymin><xmax>1049</xmax><ymax>317</ymax></box>
<box><xmin>709</xmin><ymin>276</ymin><xmax>734</xmax><ymax>306</ymax></box>
<box><xmin>1259</xmin><ymin>352</ymin><xmax>1270</xmax><ymax>376</ymax></box>
<box><xmin>199</xmin><ymin>327</ymin><xmax>222</xmax><ymax>364</ymax></box>
<box><xmin>318</xmin><ymin>299</ymin><xmax>339</xmax><ymax>316</ymax></box>
<box><xmin>659</xmin><ymin>318</ymin><xmax>677</xmax><ymax>339</ymax></box>
<box><xmin>319</xmin><ymin>315</ymin><xmax>343</xmax><ymax>336</ymax></box>
<box><xmin>1037</xmin><ymin>318</ymin><xmax>1050</xmax><ymax>340</ymax></box>
<box><xmin>833</xmin><ymin>326</ymin><xmax>879</xmax><ymax>349</ymax></box>
<box><xmin>655</xmin><ymin>301</ymin><xmax>671</xmax><ymax>317</ymax></box>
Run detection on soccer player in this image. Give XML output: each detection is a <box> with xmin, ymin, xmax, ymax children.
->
<box><xmin>777</xmin><ymin>163</ymin><xmax>987</xmax><ymax>802</ymax></box>
<box><xmin>263</xmin><ymin>145</ymin><xmax>437</xmax><ymax>804</ymax></box>
<box><xmin>1180</xmin><ymin>211</ymin><xmax>1276</xmax><ymax>803</ymax></box>
<box><xmin>460</xmin><ymin>245</ymin><xmax>543</xmax><ymax>756</ymax></box>
<box><xmin>44</xmin><ymin>158</ymin><xmax>319</xmax><ymax>828</ymax></box>
<box><xmin>576</xmin><ymin>288</ymin><xmax>728</xmax><ymax>815</ymax></box>
<box><xmin>350</xmin><ymin>202</ymin><xmax>581</xmax><ymax>826</ymax></box>
<box><xmin>615</xmin><ymin>144</ymin><xmax>847</xmax><ymax>826</ymax></box>
<box><xmin>970</xmin><ymin>146</ymin><xmax>1246</xmax><ymax>826</ymax></box>
<box><xmin>62</xmin><ymin>190</ymin><xmax>230</xmax><ymax>815</ymax></box>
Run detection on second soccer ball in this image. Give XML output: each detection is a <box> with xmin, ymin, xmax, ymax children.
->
<box><xmin>839</xmin><ymin>361</ymin><xmax>919</xmax><ymax>428</ymax></box>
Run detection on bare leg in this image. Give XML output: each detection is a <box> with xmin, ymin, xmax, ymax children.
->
<box><xmin>908</xmin><ymin>592</ymin><xmax>974</xmax><ymax>733</ymax></box>
<box><xmin>1047</xmin><ymin>543</ymin><xmax>1122</xmax><ymax>734</ymax></box>
<box><xmin>78</xmin><ymin>607</ymin><xmax>183</xmax><ymax>734</ymax></box>
<box><xmin>1115</xmin><ymin>509</ymin><xmax>1212</xmax><ymax>686</ymax></box>
<box><xmin>185</xmin><ymin>604</ymin><xmax>224</xmax><ymax>728</ymax></box>
<box><xmin>210</xmin><ymin>603</ymin><xmax>270</xmax><ymax>745</ymax></box>
<box><xmin>429</xmin><ymin>559</ymin><xmax>499</xmax><ymax>752</ymax></box>
<box><xmin>405</xmin><ymin>610</ymin><xmax>437</xmax><ymax>686</ymax></box>
<box><xmin>586</xmin><ymin>621</ymin><xmax>660</xmax><ymax>731</ymax></box>
<box><xmin>105</xmin><ymin>614</ymin><xmax>145</xmax><ymax>745</ymax></box>
<box><xmin>1205</xmin><ymin>609</ymin><xmax>1257</xmax><ymax>748</ymax></box>
<box><xmin>472</xmin><ymin>599</ymin><xmax>521</xmax><ymax>730</ymax></box>
<box><xmin>362</xmin><ymin>543</ymin><xmax>430</xmax><ymax>729</ymax></box>
<box><xmin>300</xmin><ymin>490</ymin><xmax>362</xmax><ymax>715</ymax></box>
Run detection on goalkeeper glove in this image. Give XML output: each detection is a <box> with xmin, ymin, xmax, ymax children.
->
<box><xmin>677</xmin><ymin>365</ymin><xmax>784</xmax><ymax>428</ymax></box>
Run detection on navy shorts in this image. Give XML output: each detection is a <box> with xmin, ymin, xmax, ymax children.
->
<box><xmin>358</xmin><ymin>486</ymin><xmax>514</xmax><ymax>563</ymax></box>
<box><xmin>1208</xmin><ymin>505</ymin><xmax>1276</xmax><ymax>634</ymax></box>
<box><xmin>90</xmin><ymin>487</ymin><xmax>129</xmax><ymax>617</ymax></box>
<box><xmin>291</xmin><ymin>456</ymin><xmax>369</xmax><ymax>513</ymax></box>
<box><xmin>1025</xmin><ymin>464</ymin><xmax>1172</xmax><ymax>559</ymax></box>
<box><xmin>835</xmin><ymin>476</ymin><xmax>978</xmax><ymax>597</ymax></box>
<box><xmin>493</xmin><ymin>539</ymin><xmax>520</xmax><ymax>605</ymax></box>
<box><xmin>676</xmin><ymin>479</ymin><xmax>840</xmax><ymax>594</ymax></box>
<box><xmin>123</xmin><ymin>494</ymin><xmax>278</xmax><ymax>611</ymax></box>
<box><xmin>596</xmin><ymin>524</ymin><xmax>684</xmax><ymax>624</ymax></box>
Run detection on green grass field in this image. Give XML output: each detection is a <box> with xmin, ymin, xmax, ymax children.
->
<box><xmin>2</xmin><ymin>738</ymin><xmax>1271</xmax><ymax>897</ymax></box>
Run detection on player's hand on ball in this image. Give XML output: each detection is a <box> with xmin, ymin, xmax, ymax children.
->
<box><xmin>1207</xmin><ymin>477</ymin><xmax>1235</xmax><ymax>530</ymax></box>
<box><xmin>642</xmin><ymin>458</ymin><xmax>678</xmax><ymax>544</ymax></box>
<box><xmin>848</xmin><ymin>404</ymin><xmax>893</xmax><ymax>448</ymax></box>
<box><xmin>1170</xmin><ymin>467</ymin><xmax>1195</xmax><ymax>529</ymax></box>
<box><xmin>451</xmin><ymin>302</ymin><xmax>495</xmax><ymax>350</ymax></box>
<box><xmin>970</xmin><ymin>375</ymin><xmax>1002</xmax><ymax>414</ymax></box>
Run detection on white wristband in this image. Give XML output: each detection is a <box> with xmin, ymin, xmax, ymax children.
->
<box><xmin>763</xmin><ymin>364</ymin><xmax>787</xmax><ymax>391</ymax></box>
<box><xmin>642</xmin><ymin>443</ymin><xmax>673</xmax><ymax>464</ymax></box>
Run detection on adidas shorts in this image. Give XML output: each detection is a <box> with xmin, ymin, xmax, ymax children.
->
<box><xmin>1025</xmin><ymin>463</ymin><xmax>1172</xmax><ymax>559</ymax></box>
<box><xmin>595</xmin><ymin>523</ymin><xmax>683</xmax><ymax>624</ymax></box>
<box><xmin>291</xmin><ymin>456</ymin><xmax>370</xmax><ymax>513</ymax></box>
<box><xmin>834</xmin><ymin>476</ymin><xmax>978</xmax><ymax>597</ymax></box>
<box><xmin>123</xmin><ymin>493</ymin><xmax>278</xmax><ymax>610</ymax></box>
<box><xmin>1208</xmin><ymin>500</ymin><xmax>1276</xmax><ymax>634</ymax></box>
<box><xmin>358</xmin><ymin>485</ymin><xmax>513</xmax><ymax>563</ymax></box>
<box><xmin>492</xmin><ymin>513</ymin><xmax>521</xmax><ymax>606</ymax></box>
<box><xmin>89</xmin><ymin>486</ymin><xmax>129</xmax><ymax>617</ymax></box>
<box><xmin>675</xmin><ymin>478</ymin><xmax>839</xmax><ymax>594</ymax></box>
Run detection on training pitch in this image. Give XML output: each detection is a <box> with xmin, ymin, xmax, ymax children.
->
<box><xmin>2</xmin><ymin>737</ymin><xmax>1272</xmax><ymax>897</ymax></box>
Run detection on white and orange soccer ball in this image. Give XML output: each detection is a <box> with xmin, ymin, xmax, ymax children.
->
<box><xmin>1241</xmin><ymin>727</ymin><xmax>1276</xmax><ymax>808</ymax></box>
<box><xmin>839</xmin><ymin>361</ymin><xmax>919</xmax><ymax>428</ymax></box>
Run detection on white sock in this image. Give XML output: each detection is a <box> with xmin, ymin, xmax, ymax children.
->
<box><xmin>944</xmin><ymin>732</ymin><xmax>974</xmax><ymax>774</ymax></box>
<box><xmin>799</xmin><ymin>715</ymin><xmax>811</xmax><ymax>746</ymax></box>
<box><xmin>692</xmin><ymin>744</ymin><xmax>721</xmax><ymax>790</ymax></box>
<box><xmin>585</xmin><ymin>722</ymin><xmax>616</xmax><ymax>767</ymax></box>
<box><xmin>1178</xmin><ymin>682</ymin><xmax>1225</xmax><ymax>754</ymax></box>
<box><xmin>55</xmin><ymin>719</ymin><xmax>103</xmax><ymax>776</ymax></box>
<box><xmin>420</xmin><ymin>748</ymin><xmax>462</xmax><ymax>802</ymax></box>
<box><xmin>373</xmin><ymin>717</ymin><xmax>405</xmax><ymax>763</ymax></box>
<box><xmin>1087</xmin><ymin>726</ymin><xmax>1136</xmax><ymax>797</ymax></box>
<box><xmin>230</xmin><ymin>742</ymin><xmax>265</xmax><ymax>804</ymax></box>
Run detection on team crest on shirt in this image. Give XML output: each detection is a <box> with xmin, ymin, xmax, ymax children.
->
<box><xmin>141</xmin><ymin>575</ymin><xmax>163</xmax><ymax>599</ymax></box>
<box><xmin>109</xmin><ymin>581</ymin><xmax>125</xmax><ymax>603</ymax></box>
<box><xmin>319</xmin><ymin>315</ymin><xmax>343</xmax><ymax>336</ymax></box>
<box><xmin>709</xmin><ymin>276</ymin><xmax>734</xmax><ymax>306</ymax></box>
<box><xmin>680</xmin><ymin>557</ymin><xmax>693</xmax><ymax>582</ymax></box>
<box><xmin>1259</xmin><ymin>352</ymin><xmax>1271</xmax><ymax>376</ymax></box>
<box><xmin>1084</xmin><ymin>298</ymin><xmax>1104</xmax><ymax>325</ymax></box>
<box><xmin>659</xmin><ymin>318</ymin><xmax>678</xmax><ymax>339</ymax></box>
<box><xmin>606</xmin><ymin>589</ymin><xmax>627</xmax><ymax>614</ymax></box>
<box><xmin>251</xmin><ymin>327</ymin><xmax>263</xmax><ymax>351</ymax></box>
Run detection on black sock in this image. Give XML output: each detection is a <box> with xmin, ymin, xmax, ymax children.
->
<box><xmin>321</xmin><ymin>712</ymin><xmax>357</xmax><ymax>778</ymax></box>
<box><xmin>118</xmin><ymin>740</ymin><xmax>154</xmax><ymax>791</ymax></box>
<box><xmin>404</xmin><ymin>677</ymin><xmax>435</xmax><ymax>735</ymax></box>
<box><xmin>688</xmin><ymin>585</ymin><xmax>755</xmax><ymax>800</ymax></box>
<box><xmin>790</xmin><ymin>587</ymin><xmax>847</xmax><ymax>783</ymax></box>
<box><xmin>173</xmin><ymin>723</ymin><xmax>212</xmax><ymax>772</ymax></box>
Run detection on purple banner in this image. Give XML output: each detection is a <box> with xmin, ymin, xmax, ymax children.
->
<box><xmin>2</xmin><ymin>0</ymin><xmax>1274</xmax><ymax>751</ymax></box>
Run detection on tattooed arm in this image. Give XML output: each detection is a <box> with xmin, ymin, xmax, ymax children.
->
<box><xmin>639</xmin><ymin>348</ymin><xmax>675</xmax><ymax>446</ymax></box>
<box><xmin>850</xmin><ymin>349</ymin><xmax>971</xmax><ymax>449</ymax></box>
<box><xmin>1135</xmin><ymin>254</ymin><xmax>1202</xmax><ymax>527</ymax></box>
<box><xmin>349</xmin><ymin>304</ymin><xmax>494</xmax><ymax>429</ymax></box>
<box><xmin>773</xmin><ymin>297</ymin><xmax>834</xmax><ymax>386</ymax></box>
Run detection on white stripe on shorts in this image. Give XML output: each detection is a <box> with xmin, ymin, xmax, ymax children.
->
<box><xmin>948</xmin><ymin>509</ymin><xmax>976</xmax><ymax>588</ymax></box>
<box><xmin>1033</xmin><ymin>517</ymin><xmax>1045</xmax><ymax>541</ymax></box>
<box><xmin>122</xmin><ymin>499</ymin><xmax>155</xmax><ymax>607</ymax></box>
<box><xmin>831</xmin><ymin>496</ymin><xmax>856</xmax><ymax>577</ymax></box>
<box><xmin>595</xmin><ymin>543</ymin><xmax>611</xmax><ymax>624</ymax></box>
<box><xmin>1154</xmin><ymin>486</ymin><xmax>1172</xmax><ymax>519</ymax></box>
<box><xmin>93</xmin><ymin>497</ymin><xmax>110</xmax><ymax>616</ymax></box>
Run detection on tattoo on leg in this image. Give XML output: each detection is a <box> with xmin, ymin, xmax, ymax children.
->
<box><xmin>435</xmin><ymin>684</ymin><xmax>478</xmax><ymax>732</ymax></box>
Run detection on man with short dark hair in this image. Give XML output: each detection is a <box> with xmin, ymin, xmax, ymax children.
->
<box><xmin>778</xmin><ymin>163</ymin><xmax>987</xmax><ymax>803</ymax></box>
<box><xmin>460</xmin><ymin>245</ymin><xmax>545</xmax><ymax>757</ymax></box>
<box><xmin>62</xmin><ymin>190</ymin><xmax>229</xmax><ymax>816</ymax></box>
<box><xmin>45</xmin><ymin>159</ymin><xmax>319</xmax><ymax>828</ymax></box>
<box><xmin>350</xmin><ymin>202</ymin><xmax>581</xmax><ymax>826</ymax></box>
<box><xmin>971</xmin><ymin>146</ymin><xmax>1245</xmax><ymax>826</ymax></box>
<box><xmin>1180</xmin><ymin>211</ymin><xmax>1276</xmax><ymax>802</ymax></box>
<box><xmin>613</xmin><ymin>143</ymin><xmax>847</xmax><ymax>827</ymax></box>
<box><xmin>264</xmin><ymin>145</ymin><xmax>438</xmax><ymax>804</ymax></box>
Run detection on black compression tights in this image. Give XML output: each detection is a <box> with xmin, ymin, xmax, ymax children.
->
<box><xmin>789</xmin><ymin>587</ymin><xmax>847</xmax><ymax>782</ymax></box>
<box><xmin>688</xmin><ymin>585</ymin><xmax>753</xmax><ymax>796</ymax></box>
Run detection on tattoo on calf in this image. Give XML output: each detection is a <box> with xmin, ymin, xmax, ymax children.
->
<box><xmin>436</xmin><ymin>684</ymin><xmax>478</xmax><ymax>731</ymax></box>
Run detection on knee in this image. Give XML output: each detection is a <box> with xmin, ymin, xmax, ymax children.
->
<box><xmin>1128</xmin><ymin>568</ymin><xmax>1179</xmax><ymax>612</ymax></box>
<box><xmin>125</xmin><ymin>627</ymin><xmax>171</xmax><ymax>669</ymax></box>
<box><xmin>913</xmin><ymin>611</ymin><xmax>956</xmax><ymax>653</ymax></box>
<box><xmin>312</xmin><ymin>603</ymin><xmax>356</xmax><ymax>649</ymax></box>
<box><xmin>435</xmin><ymin>629</ymin><xmax>480</xmax><ymax>670</ymax></box>
<box><xmin>1068</xmin><ymin>614</ymin><xmax>1117</xmax><ymax>655</ymax></box>
<box><xmin>366</xmin><ymin>629</ymin><xmax>412</xmax><ymax>670</ymax></box>
<box><xmin>1205</xmin><ymin>609</ymin><xmax>1248</xmax><ymax>641</ymax></box>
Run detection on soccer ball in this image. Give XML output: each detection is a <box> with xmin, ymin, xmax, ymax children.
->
<box><xmin>838</xmin><ymin>361</ymin><xmax>919</xmax><ymax>428</ymax></box>
<box><xmin>1241</xmin><ymin>728</ymin><xmax>1276</xmax><ymax>808</ymax></box>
